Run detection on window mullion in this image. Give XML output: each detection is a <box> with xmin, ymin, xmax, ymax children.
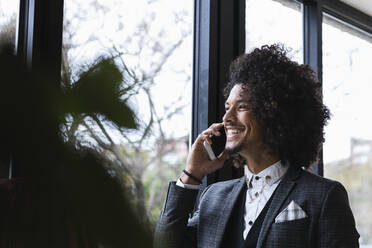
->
<box><xmin>303</xmin><ymin>0</ymin><xmax>323</xmax><ymax>176</ymax></box>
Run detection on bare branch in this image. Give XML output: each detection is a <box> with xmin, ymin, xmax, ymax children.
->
<box><xmin>91</xmin><ymin>114</ymin><xmax>116</xmax><ymax>146</ymax></box>
<box><xmin>144</xmin><ymin>31</ymin><xmax>189</xmax><ymax>81</ymax></box>
<box><xmin>66</xmin><ymin>114</ymin><xmax>85</xmax><ymax>144</ymax></box>
<box><xmin>82</xmin><ymin>121</ymin><xmax>110</xmax><ymax>150</ymax></box>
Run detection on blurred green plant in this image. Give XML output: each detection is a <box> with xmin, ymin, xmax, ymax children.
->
<box><xmin>61</xmin><ymin>57</ymin><xmax>136</xmax><ymax>129</ymax></box>
<box><xmin>0</xmin><ymin>0</ymin><xmax>192</xmax><ymax>236</ymax></box>
<box><xmin>0</xmin><ymin>43</ymin><xmax>152</xmax><ymax>247</ymax></box>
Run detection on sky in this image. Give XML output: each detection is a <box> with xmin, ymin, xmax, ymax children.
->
<box><xmin>323</xmin><ymin>21</ymin><xmax>372</xmax><ymax>164</ymax></box>
<box><xmin>0</xmin><ymin>1</ymin><xmax>18</xmax><ymax>25</ymax></box>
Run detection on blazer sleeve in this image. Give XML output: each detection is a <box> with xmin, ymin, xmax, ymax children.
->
<box><xmin>318</xmin><ymin>181</ymin><xmax>360</xmax><ymax>247</ymax></box>
<box><xmin>154</xmin><ymin>181</ymin><xmax>199</xmax><ymax>248</ymax></box>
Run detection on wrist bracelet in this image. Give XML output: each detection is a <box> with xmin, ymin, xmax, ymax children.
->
<box><xmin>182</xmin><ymin>169</ymin><xmax>203</xmax><ymax>184</ymax></box>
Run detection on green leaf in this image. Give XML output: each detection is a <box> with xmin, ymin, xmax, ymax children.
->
<box><xmin>62</xmin><ymin>58</ymin><xmax>136</xmax><ymax>129</ymax></box>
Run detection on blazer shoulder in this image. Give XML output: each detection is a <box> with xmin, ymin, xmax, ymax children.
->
<box><xmin>295</xmin><ymin>168</ymin><xmax>347</xmax><ymax>195</ymax></box>
<box><xmin>298</xmin><ymin>168</ymin><xmax>339</xmax><ymax>184</ymax></box>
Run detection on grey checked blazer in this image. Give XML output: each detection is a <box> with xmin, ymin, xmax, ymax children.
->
<box><xmin>155</xmin><ymin>166</ymin><xmax>360</xmax><ymax>248</ymax></box>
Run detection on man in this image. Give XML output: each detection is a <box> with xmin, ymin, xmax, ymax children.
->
<box><xmin>155</xmin><ymin>45</ymin><xmax>359</xmax><ymax>248</ymax></box>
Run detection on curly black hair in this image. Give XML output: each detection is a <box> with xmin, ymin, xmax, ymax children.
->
<box><xmin>224</xmin><ymin>44</ymin><xmax>330</xmax><ymax>169</ymax></box>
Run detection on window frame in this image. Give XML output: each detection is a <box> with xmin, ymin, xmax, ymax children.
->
<box><xmin>16</xmin><ymin>0</ymin><xmax>64</xmax><ymax>245</ymax></box>
<box><xmin>17</xmin><ymin>0</ymin><xmax>64</xmax><ymax>80</ymax></box>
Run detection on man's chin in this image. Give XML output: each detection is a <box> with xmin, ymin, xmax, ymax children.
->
<box><xmin>225</xmin><ymin>145</ymin><xmax>242</xmax><ymax>155</ymax></box>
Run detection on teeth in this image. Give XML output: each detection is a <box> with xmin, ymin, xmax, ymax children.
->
<box><xmin>228</xmin><ymin>129</ymin><xmax>240</xmax><ymax>134</ymax></box>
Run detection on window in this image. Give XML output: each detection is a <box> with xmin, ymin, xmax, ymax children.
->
<box><xmin>0</xmin><ymin>0</ymin><xmax>19</xmax><ymax>48</ymax></box>
<box><xmin>323</xmin><ymin>13</ymin><xmax>372</xmax><ymax>246</ymax></box>
<box><xmin>246</xmin><ymin>0</ymin><xmax>303</xmax><ymax>62</ymax></box>
<box><xmin>0</xmin><ymin>0</ymin><xmax>19</xmax><ymax>180</ymax></box>
<box><xmin>62</xmin><ymin>0</ymin><xmax>192</xmax><ymax>226</ymax></box>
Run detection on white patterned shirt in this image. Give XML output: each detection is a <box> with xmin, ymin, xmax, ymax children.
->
<box><xmin>242</xmin><ymin>160</ymin><xmax>288</xmax><ymax>239</ymax></box>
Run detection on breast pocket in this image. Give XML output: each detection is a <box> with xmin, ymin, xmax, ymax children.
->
<box><xmin>265</xmin><ymin>218</ymin><xmax>309</xmax><ymax>247</ymax></box>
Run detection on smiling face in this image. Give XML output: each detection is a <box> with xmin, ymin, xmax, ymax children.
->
<box><xmin>223</xmin><ymin>84</ymin><xmax>265</xmax><ymax>157</ymax></box>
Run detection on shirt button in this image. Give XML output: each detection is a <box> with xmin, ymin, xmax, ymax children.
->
<box><xmin>248</xmin><ymin>221</ymin><xmax>253</xmax><ymax>225</ymax></box>
<box><xmin>255</xmin><ymin>176</ymin><xmax>260</xmax><ymax>180</ymax></box>
<box><xmin>255</xmin><ymin>192</ymin><xmax>259</xmax><ymax>197</ymax></box>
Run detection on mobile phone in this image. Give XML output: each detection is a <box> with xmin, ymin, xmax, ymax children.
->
<box><xmin>203</xmin><ymin>127</ymin><xmax>226</xmax><ymax>160</ymax></box>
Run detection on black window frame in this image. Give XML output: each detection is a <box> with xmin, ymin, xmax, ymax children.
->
<box><xmin>15</xmin><ymin>0</ymin><xmax>64</xmax><ymax>245</ymax></box>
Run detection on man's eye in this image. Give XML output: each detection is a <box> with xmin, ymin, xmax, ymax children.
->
<box><xmin>239</xmin><ymin>105</ymin><xmax>249</xmax><ymax>109</ymax></box>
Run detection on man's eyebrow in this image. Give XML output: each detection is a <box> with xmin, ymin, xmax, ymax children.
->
<box><xmin>225</xmin><ymin>99</ymin><xmax>250</xmax><ymax>105</ymax></box>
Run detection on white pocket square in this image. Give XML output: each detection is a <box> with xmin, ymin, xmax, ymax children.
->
<box><xmin>274</xmin><ymin>200</ymin><xmax>307</xmax><ymax>223</ymax></box>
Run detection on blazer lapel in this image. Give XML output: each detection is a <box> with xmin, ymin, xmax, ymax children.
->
<box><xmin>213</xmin><ymin>176</ymin><xmax>246</xmax><ymax>248</ymax></box>
<box><xmin>256</xmin><ymin>167</ymin><xmax>301</xmax><ymax>248</ymax></box>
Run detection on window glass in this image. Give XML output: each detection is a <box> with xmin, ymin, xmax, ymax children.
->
<box><xmin>0</xmin><ymin>0</ymin><xmax>19</xmax><ymax>47</ymax></box>
<box><xmin>246</xmin><ymin>0</ymin><xmax>303</xmax><ymax>63</ymax></box>
<box><xmin>0</xmin><ymin>0</ymin><xmax>19</xmax><ymax>178</ymax></box>
<box><xmin>63</xmin><ymin>0</ymin><xmax>192</xmax><ymax>227</ymax></box>
<box><xmin>323</xmin><ymin>13</ymin><xmax>372</xmax><ymax>246</ymax></box>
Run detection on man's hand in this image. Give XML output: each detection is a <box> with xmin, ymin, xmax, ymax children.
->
<box><xmin>181</xmin><ymin>123</ymin><xmax>229</xmax><ymax>185</ymax></box>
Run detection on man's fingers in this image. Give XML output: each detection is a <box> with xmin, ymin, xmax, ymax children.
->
<box><xmin>202</xmin><ymin>129</ymin><xmax>219</xmax><ymax>137</ymax></box>
<box><xmin>195</xmin><ymin>122</ymin><xmax>224</xmax><ymax>147</ymax></box>
<box><xmin>217</xmin><ymin>151</ymin><xmax>229</xmax><ymax>162</ymax></box>
<box><xmin>201</xmin><ymin>123</ymin><xmax>224</xmax><ymax>139</ymax></box>
<box><xmin>210</xmin><ymin>123</ymin><xmax>224</xmax><ymax>129</ymax></box>
<box><xmin>206</xmin><ymin>152</ymin><xmax>228</xmax><ymax>171</ymax></box>
<box><xmin>203</xmin><ymin>134</ymin><xmax>212</xmax><ymax>145</ymax></box>
<box><xmin>209</xmin><ymin>123</ymin><xmax>224</xmax><ymax>135</ymax></box>
<box><xmin>196</xmin><ymin>133</ymin><xmax>211</xmax><ymax>144</ymax></box>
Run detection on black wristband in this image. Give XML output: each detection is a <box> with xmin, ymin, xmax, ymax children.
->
<box><xmin>182</xmin><ymin>169</ymin><xmax>203</xmax><ymax>184</ymax></box>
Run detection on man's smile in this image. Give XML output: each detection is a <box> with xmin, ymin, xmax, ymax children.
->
<box><xmin>225</xmin><ymin>125</ymin><xmax>246</xmax><ymax>140</ymax></box>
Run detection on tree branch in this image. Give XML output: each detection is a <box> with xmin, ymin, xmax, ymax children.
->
<box><xmin>82</xmin><ymin>121</ymin><xmax>110</xmax><ymax>150</ymax></box>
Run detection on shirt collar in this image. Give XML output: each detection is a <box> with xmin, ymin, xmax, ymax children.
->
<box><xmin>244</xmin><ymin>160</ymin><xmax>288</xmax><ymax>187</ymax></box>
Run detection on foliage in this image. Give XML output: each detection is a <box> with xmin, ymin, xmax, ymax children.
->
<box><xmin>0</xmin><ymin>44</ymin><xmax>152</xmax><ymax>247</ymax></box>
<box><xmin>62</xmin><ymin>58</ymin><xmax>136</xmax><ymax>128</ymax></box>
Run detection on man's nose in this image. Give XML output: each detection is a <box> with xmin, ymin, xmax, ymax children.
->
<box><xmin>223</xmin><ymin>107</ymin><xmax>236</xmax><ymax>123</ymax></box>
